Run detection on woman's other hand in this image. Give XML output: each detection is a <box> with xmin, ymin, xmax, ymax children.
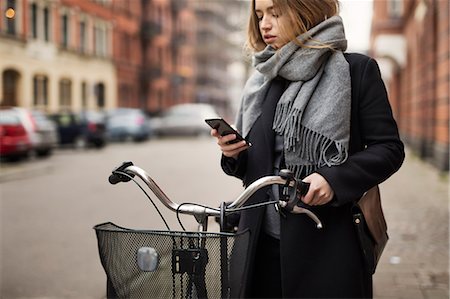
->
<box><xmin>211</xmin><ymin>129</ymin><xmax>249</xmax><ymax>159</ymax></box>
<box><xmin>301</xmin><ymin>173</ymin><xmax>334</xmax><ymax>206</ymax></box>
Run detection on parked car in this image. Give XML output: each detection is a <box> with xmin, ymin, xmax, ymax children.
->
<box><xmin>105</xmin><ymin>108</ymin><xmax>152</xmax><ymax>142</ymax></box>
<box><xmin>0</xmin><ymin>107</ymin><xmax>58</xmax><ymax>158</ymax></box>
<box><xmin>0</xmin><ymin>109</ymin><xmax>32</xmax><ymax>159</ymax></box>
<box><xmin>28</xmin><ymin>109</ymin><xmax>59</xmax><ymax>156</ymax></box>
<box><xmin>50</xmin><ymin>110</ymin><xmax>107</xmax><ymax>149</ymax></box>
<box><xmin>151</xmin><ymin>103</ymin><xmax>219</xmax><ymax>137</ymax></box>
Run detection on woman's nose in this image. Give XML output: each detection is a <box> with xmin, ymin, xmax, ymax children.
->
<box><xmin>260</xmin><ymin>16</ymin><xmax>272</xmax><ymax>30</ymax></box>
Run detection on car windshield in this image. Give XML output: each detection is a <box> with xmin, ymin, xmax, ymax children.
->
<box><xmin>164</xmin><ymin>104</ymin><xmax>218</xmax><ymax>119</ymax></box>
<box><xmin>109</xmin><ymin>114</ymin><xmax>138</xmax><ymax>123</ymax></box>
<box><xmin>54</xmin><ymin>114</ymin><xmax>74</xmax><ymax>126</ymax></box>
<box><xmin>0</xmin><ymin>111</ymin><xmax>21</xmax><ymax>125</ymax></box>
<box><xmin>82</xmin><ymin>111</ymin><xmax>106</xmax><ymax>122</ymax></box>
<box><xmin>31</xmin><ymin>111</ymin><xmax>52</xmax><ymax>125</ymax></box>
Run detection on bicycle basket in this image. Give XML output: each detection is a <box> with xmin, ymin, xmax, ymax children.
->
<box><xmin>94</xmin><ymin>222</ymin><xmax>250</xmax><ymax>299</ymax></box>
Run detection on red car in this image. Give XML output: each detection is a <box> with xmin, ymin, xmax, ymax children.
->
<box><xmin>0</xmin><ymin>109</ymin><xmax>32</xmax><ymax>159</ymax></box>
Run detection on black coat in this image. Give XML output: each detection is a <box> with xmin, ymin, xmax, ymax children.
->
<box><xmin>222</xmin><ymin>53</ymin><xmax>405</xmax><ymax>298</ymax></box>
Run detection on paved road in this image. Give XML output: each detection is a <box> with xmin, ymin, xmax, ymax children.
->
<box><xmin>1</xmin><ymin>138</ymin><xmax>243</xmax><ymax>298</ymax></box>
<box><xmin>0</xmin><ymin>139</ymin><xmax>448</xmax><ymax>298</ymax></box>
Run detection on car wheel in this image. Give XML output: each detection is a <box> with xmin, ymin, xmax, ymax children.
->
<box><xmin>94</xmin><ymin>140</ymin><xmax>106</xmax><ymax>149</ymax></box>
<box><xmin>36</xmin><ymin>148</ymin><xmax>52</xmax><ymax>158</ymax></box>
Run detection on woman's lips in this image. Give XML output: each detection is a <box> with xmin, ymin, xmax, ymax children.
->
<box><xmin>264</xmin><ymin>35</ymin><xmax>276</xmax><ymax>43</ymax></box>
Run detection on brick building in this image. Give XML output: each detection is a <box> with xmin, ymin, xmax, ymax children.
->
<box><xmin>144</xmin><ymin>0</ymin><xmax>247</xmax><ymax>117</ymax></box>
<box><xmin>370</xmin><ymin>0</ymin><xmax>449</xmax><ymax>171</ymax></box>
<box><xmin>141</xmin><ymin>0</ymin><xmax>196</xmax><ymax>113</ymax></box>
<box><xmin>109</xmin><ymin>0</ymin><xmax>145</xmax><ymax>109</ymax></box>
<box><xmin>0</xmin><ymin>0</ymin><xmax>247</xmax><ymax>117</ymax></box>
<box><xmin>0</xmin><ymin>0</ymin><xmax>118</xmax><ymax>112</ymax></box>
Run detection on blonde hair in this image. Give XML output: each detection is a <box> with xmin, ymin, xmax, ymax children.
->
<box><xmin>246</xmin><ymin>0</ymin><xmax>340</xmax><ymax>52</ymax></box>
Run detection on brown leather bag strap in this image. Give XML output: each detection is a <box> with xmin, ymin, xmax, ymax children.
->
<box><xmin>353</xmin><ymin>185</ymin><xmax>389</xmax><ymax>274</ymax></box>
<box><xmin>358</xmin><ymin>186</ymin><xmax>388</xmax><ymax>244</ymax></box>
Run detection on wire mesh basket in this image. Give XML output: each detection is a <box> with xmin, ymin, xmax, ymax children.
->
<box><xmin>94</xmin><ymin>222</ymin><xmax>250</xmax><ymax>299</ymax></box>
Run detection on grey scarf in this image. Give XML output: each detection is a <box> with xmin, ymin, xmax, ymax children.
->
<box><xmin>236</xmin><ymin>16</ymin><xmax>351</xmax><ymax>179</ymax></box>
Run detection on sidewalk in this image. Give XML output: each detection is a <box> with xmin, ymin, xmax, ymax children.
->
<box><xmin>374</xmin><ymin>148</ymin><xmax>449</xmax><ymax>299</ymax></box>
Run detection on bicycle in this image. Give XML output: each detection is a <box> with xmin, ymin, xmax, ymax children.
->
<box><xmin>94</xmin><ymin>161</ymin><xmax>323</xmax><ymax>299</ymax></box>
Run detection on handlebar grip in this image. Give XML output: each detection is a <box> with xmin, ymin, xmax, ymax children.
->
<box><xmin>298</xmin><ymin>181</ymin><xmax>310</xmax><ymax>196</ymax></box>
<box><xmin>108</xmin><ymin>174</ymin><xmax>123</xmax><ymax>185</ymax></box>
<box><xmin>108</xmin><ymin>161</ymin><xmax>135</xmax><ymax>185</ymax></box>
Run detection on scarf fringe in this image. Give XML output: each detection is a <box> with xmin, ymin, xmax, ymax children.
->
<box><xmin>273</xmin><ymin>100</ymin><xmax>294</xmax><ymax>134</ymax></box>
<box><xmin>274</xmin><ymin>107</ymin><xmax>348</xmax><ymax>178</ymax></box>
<box><xmin>288</xmin><ymin>164</ymin><xmax>317</xmax><ymax>181</ymax></box>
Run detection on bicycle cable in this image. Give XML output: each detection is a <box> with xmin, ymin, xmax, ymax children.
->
<box><xmin>175</xmin><ymin>200</ymin><xmax>279</xmax><ymax>231</ymax></box>
<box><xmin>113</xmin><ymin>171</ymin><xmax>279</xmax><ymax>231</ymax></box>
<box><xmin>176</xmin><ymin>202</ymin><xmax>220</xmax><ymax>231</ymax></box>
<box><xmin>114</xmin><ymin>170</ymin><xmax>172</xmax><ymax>231</ymax></box>
<box><xmin>226</xmin><ymin>200</ymin><xmax>279</xmax><ymax>213</ymax></box>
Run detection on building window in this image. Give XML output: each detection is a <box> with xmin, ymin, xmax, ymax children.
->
<box><xmin>30</xmin><ymin>3</ymin><xmax>38</xmax><ymax>38</ymax></box>
<box><xmin>80</xmin><ymin>20</ymin><xmax>87</xmax><ymax>53</ymax></box>
<box><xmin>94</xmin><ymin>24</ymin><xmax>109</xmax><ymax>57</ymax></box>
<box><xmin>61</xmin><ymin>13</ymin><xmax>69</xmax><ymax>48</ymax></box>
<box><xmin>59</xmin><ymin>79</ymin><xmax>72</xmax><ymax>108</ymax></box>
<box><xmin>95</xmin><ymin>83</ymin><xmax>105</xmax><ymax>108</ymax></box>
<box><xmin>2</xmin><ymin>69</ymin><xmax>20</xmax><ymax>107</ymax></box>
<box><xmin>388</xmin><ymin>0</ymin><xmax>403</xmax><ymax>18</ymax></box>
<box><xmin>43</xmin><ymin>7</ymin><xmax>50</xmax><ymax>41</ymax></box>
<box><xmin>81</xmin><ymin>81</ymin><xmax>87</xmax><ymax>108</ymax></box>
<box><xmin>29</xmin><ymin>4</ymin><xmax>51</xmax><ymax>41</ymax></box>
<box><xmin>6</xmin><ymin>0</ymin><xmax>17</xmax><ymax>35</ymax></box>
<box><xmin>33</xmin><ymin>75</ymin><xmax>49</xmax><ymax>107</ymax></box>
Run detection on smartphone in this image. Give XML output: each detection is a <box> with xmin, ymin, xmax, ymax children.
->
<box><xmin>205</xmin><ymin>118</ymin><xmax>251</xmax><ymax>146</ymax></box>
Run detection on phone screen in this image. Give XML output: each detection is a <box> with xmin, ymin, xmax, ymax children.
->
<box><xmin>205</xmin><ymin>118</ymin><xmax>251</xmax><ymax>146</ymax></box>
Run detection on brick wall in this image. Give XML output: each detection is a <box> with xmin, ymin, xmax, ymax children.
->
<box><xmin>434</xmin><ymin>0</ymin><xmax>449</xmax><ymax>169</ymax></box>
<box><xmin>371</xmin><ymin>0</ymin><xmax>449</xmax><ymax>171</ymax></box>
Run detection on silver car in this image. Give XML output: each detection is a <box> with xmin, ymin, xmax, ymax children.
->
<box><xmin>151</xmin><ymin>103</ymin><xmax>219</xmax><ymax>137</ymax></box>
<box><xmin>106</xmin><ymin>108</ymin><xmax>152</xmax><ymax>142</ymax></box>
<box><xmin>7</xmin><ymin>107</ymin><xmax>58</xmax><ymax>157</ymax></box>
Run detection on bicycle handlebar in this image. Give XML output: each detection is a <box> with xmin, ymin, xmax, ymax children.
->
<box><xmin>126</xmin><ymin>165</ymin><xmax>221</xmax><ymax>216</ymax></box>
<box><xmin>109</xmin><ymin>162</ymin><xmax>323</xmax><ymax>229</ymax></box>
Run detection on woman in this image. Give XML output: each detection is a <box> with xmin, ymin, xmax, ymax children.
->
<box><xmin>211</xmin><ymin>0</ymin><xmax>404</xmax><ymax>298</ymax></box>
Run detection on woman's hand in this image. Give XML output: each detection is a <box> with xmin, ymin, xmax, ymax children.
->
<box><xmin>301</xmin><ymin>173</ymin><xmax>334</xmax><ymax>206</ymax></box>
<box><xmin>211</xmin><ymin>129</ymin><xmax>249</xmax><ymax>159</ymax></box>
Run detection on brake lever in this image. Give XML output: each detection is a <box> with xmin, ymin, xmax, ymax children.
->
<box><xmin>278</xmin><ymin>170</ymin><xmax>323</xmax><ymax>229</ymax></box>
<box><xmin>289</xmin><ymin>205</ymin><xmax>323</xmax><ymax>229</ymax></box>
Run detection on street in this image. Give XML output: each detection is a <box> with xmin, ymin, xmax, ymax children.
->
<box><xmin>0</xmin><ymin>138</ymin><xmax>448</xmax><ymax>298</ymax></box>
<box><xmin>1</xmin><ymin>138</ymin><xmax>244</xmax><ymax>298</ymax></box>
